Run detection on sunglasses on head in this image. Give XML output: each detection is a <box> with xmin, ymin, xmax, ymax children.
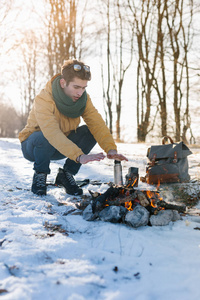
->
<box><xmin>74</xmin><ymin>64</ymin><xmax>90</xmax><ymax>73</ymax></box>
<box><xmin>63</xmin><ymin>64</ymin><xmax>90</xmax><ymax>73</ymax></box>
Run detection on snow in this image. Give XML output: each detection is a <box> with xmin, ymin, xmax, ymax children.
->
<box><xmin>0</xmin><ymin>138</ymin><xmax>200</xmax><ymax>300</ymax></box>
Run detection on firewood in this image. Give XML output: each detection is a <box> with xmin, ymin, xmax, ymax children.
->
<box><xmin>92</xmin><ymin>195</ymin><xmax>134</xmax><ymax>213</ymax></box>
<box><xmin>105</xmin><ymin>195</ymin><xmax>134</xmax><ymax>206</ymax></box>
<box><xmin>157</xmin><ymin>200</ymin><xmax>186</xmax><ymax>213</ymax></box>
<box><xmin>135</xmin><ymin>191</ymin><xmax>149</xmax><ymax>207</ymax></box>
<box><xmin>92</xmin><ymin>186</ymin><xmax>121</xmax><ymax>213</ymax></box>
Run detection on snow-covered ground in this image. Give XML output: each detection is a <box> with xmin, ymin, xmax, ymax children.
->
<box><xmin>0</xmin><ymin>138</ymin><xmax>200</xmax><ymax>300</ymax></box>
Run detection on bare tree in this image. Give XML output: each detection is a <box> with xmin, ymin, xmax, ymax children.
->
<box><xmin>16</xmin><ymin>31</ymin><xmax>47</xmax><ymax>126</ymax></box>
<box><xmin>114</xmin><ymin>0</ymin><xmax>134</xmax><ymax>141</ymax></box>
<box><xmin>151</xmin><ymin>0</ymin><xmax>168</xmax><ymax>137</ymax></box>
<box><xmin>99</xmin><ymin>0</ymin><xmax>114</xmax><ymax>133</ymax></box>
<box><xmin>128</xmin><ymin>0</ymin><xmax>160</xmax><ymax>142</ymax></box>
<box><xmin>45</xmin><ymin>0</ymin><xmax>79</xmax><ymax>76</ymax></box>
<box><xmin>99</xmin><ymin>0</ymin><xmax>134</xmax><ymax>138</ymax></box>
<box><xmin>128</xmin><ymin>0</ymin><xmax>196</xmax><ymax>142</ymax></box>
<box><xmin>164</xmin><ymin>0</ymin><xmax>194</xmax><ymax>142</ymax></box>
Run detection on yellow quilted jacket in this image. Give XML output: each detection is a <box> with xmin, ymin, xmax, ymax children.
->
<box><xmin>19</xmin><ymin>75</ymin><xmax>117</xmax><ymax>162</ymax></box>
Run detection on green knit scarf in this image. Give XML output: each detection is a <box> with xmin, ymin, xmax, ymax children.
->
<box><xmin>52</xmin><ymin>75</ymin><xmax>87</xmax><ymax>118</ymax></box>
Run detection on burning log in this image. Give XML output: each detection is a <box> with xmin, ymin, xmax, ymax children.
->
<box><xmin>92</xmin><ymin>186</ymin><xmax>117</xmax><ymax>213</ymax></box>
<box><xmin>106</xmin><ymin>195</ymin><xmax>134</xmax><ymax>206</ymax></box>
<box><xmin>144</xmin><ymin>190</ymin><xmax>186</xmax><ymax>214</ymax></box>
<box><xmin>89</xmin><ymin>182</ymin><xmax>184</xmax><ymax>215</ymax></box>
<box><xmin>90</xmin><ymin>184</ymin><xmax>186</xmax><ymax>215</ymax></box>
<box><xmin>81</xmin><ymin>178</ymin><xmax>187</xmax><ymax>227</ymax></box>
<box><xmin>157</xmin><ymin>201</ymin><xmax>186</xmax><ymax>213</ymax></box>
<box><xmin>92</xmin><ymin>185</ymin><xmax>135</xmax><ymax>213</ymax></box>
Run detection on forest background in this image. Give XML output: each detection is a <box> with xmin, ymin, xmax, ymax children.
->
<box><xmin>0</xmin><ymin>0</ymin><xmax>200</xmax><ymax>144</ymax></box>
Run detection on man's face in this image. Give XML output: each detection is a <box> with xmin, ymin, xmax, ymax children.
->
<box><xmin>60</xmin><ymin>77</ymin><xmax>88</xmax><ymax>102</ymax></box>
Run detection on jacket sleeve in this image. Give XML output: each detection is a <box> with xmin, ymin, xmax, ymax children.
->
<box><xmin>34</xmin><ymin>86</ymin><xmax>84</xmax><ymax>162</ymax></box>
<box><xmin>82</xmin><ymin>95</ymin><xmax>117</xmax><ymax>153</ymax></box>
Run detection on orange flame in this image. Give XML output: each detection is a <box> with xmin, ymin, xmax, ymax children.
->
<box><xmin>125</xmin><ymin>201</ymin><xmax>133</xmax><ymax>211</ymax></box>
<box><xmin>146</xmin><ymin>189</ymin><xmax>163</xmax><ymax>209</ymax></box>
<box><xmin>146</xmin><ymin>190</ymin><xmax>155</xmax><ymax>208</ymax></box>
<box><xmin>126</xmin><ymin>177</ymin><xmax>138</xmax><ymax>188</ymax></box>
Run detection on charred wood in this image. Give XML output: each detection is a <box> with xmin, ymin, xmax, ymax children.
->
<box><xmin>92</xmin><ymin>186</ymin><xmax>135</xmax><ymax>213</ymax></box>
<box><xmin>157</xmin><ymin>201</ymin><xmax>186</xmax><ymax>213</ymax></box>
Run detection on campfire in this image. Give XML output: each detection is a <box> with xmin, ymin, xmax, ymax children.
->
<box><xmin>80</xmin><ymin>168</ymin><xmax>186</xmax><ymax>228</ymax></box>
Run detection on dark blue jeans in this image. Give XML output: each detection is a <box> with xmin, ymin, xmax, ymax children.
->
<box><xmin>21</xmin><ymin>125</ymin><xmax>96</xmax><ymax>175</ymax></box>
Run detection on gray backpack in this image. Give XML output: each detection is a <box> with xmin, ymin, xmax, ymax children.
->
<box><xmin>145</xmin><ymin>136</ymin><xmax>192</xmax><ymax>184</ymax></box>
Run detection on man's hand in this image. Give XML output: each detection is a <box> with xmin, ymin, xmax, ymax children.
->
<box><xmin>107</xmin><ymin>149</ymin><xmax>128</xmax><ymax>161</ymax></box>
<box><xmin>78</xmin><ymin>152</ymin><xmax>106</xmax><ymax>164</ymax></box>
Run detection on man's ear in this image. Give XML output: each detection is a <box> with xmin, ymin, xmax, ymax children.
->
<box><xmin>60</xmin><ymin>78</ymin><xmax>66</xmax><ymax>88</ymax></box>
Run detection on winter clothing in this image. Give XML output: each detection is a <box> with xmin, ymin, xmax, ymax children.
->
<box><xmin>19</xmin><ymin>74</ymin><xmax>117</xmax><ymax>163</ymax></box>
<box><xmin>52</xmin><ymin>75</ymin><xmax>87</xmax><ymax>118</ymax></box>
<box><xmin>55</xmin><ymin>168</ymin><xmax>83</xmax><ymax>196</ymax></box>
<box><xmin>31</xmin><ymin>172</ymin><xmax>47</xmax><ymax>196</ymax></box>
<box><xmin>21</xmin><ymin>125</ymin><xmax>96</xmax><ymax>174</ymax></box>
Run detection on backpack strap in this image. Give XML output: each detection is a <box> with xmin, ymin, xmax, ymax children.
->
<box><xmin>150</xmin><ymin>153</ymin><xmax>157</xmax><ymax>166</ymax></box>
<box><xmin>162</xmin><ymin>136</ymin><xmax>174</xmax><ymax>145</ymax></box>
<box><xmin>173</xmin><ymin>151</ymin><xmax>178</xmax><ymax>163</ymax></box>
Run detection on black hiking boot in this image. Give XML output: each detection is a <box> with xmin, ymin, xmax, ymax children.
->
<box><xmin>55</xmin><ymin>168</ymin><xmax>83</xmax><ymax>196</ymax></box>
<box><xmin>31</xmin><ymin>171</ymin><xmax>47</xmax><ymax>196</ymax></box>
